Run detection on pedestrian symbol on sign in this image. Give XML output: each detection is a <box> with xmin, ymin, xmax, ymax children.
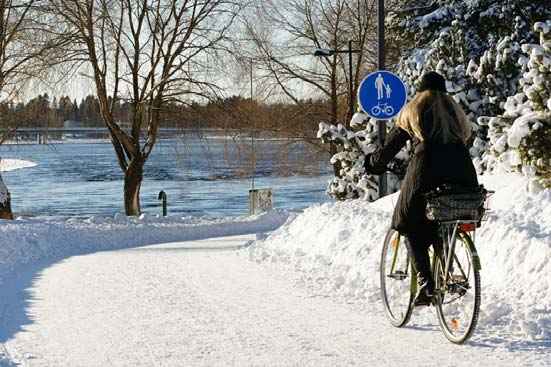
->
<box><xmin>375</xmin><ymin>74</ymin><xmax>383</xmax><ymax>99</ymax></box>
<box><xmin>358</xmin><ymin>71</ymin><xmax>406</xmax><ymax>120</ymax></box>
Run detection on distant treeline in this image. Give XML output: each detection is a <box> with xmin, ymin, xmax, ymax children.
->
<box><xmin>0</xmin><ymin>94</ymin><xmax>335</xmax><ymax>137</ymax></box>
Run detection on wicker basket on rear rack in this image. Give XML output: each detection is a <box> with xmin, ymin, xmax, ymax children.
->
<box><xmin>424</xmin><ymin>184</ymin><xmax>494</xmax><ymax>223</ymax></box>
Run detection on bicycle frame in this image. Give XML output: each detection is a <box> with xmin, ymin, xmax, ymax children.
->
<box><xmin>388</xmin><ymin>221</ymin><xmax>481</xmax><ymax>298</ymax></box>
<box><xmin>388</xmin><ymin>232</ymin><xmax>419</xmax><ymax>295</ymax></box>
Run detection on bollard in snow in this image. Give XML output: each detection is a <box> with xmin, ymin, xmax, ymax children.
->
<box><xmin>158</xmin><ymin>191</ymin><xmax>167</xmax><ymax>217</ymax></box>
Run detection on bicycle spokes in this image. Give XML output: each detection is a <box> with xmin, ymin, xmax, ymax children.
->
<box><xmin>380</xmin><ymin>229</ymin><xmax>414</xmax><ymax>327</ymax></box>
<box><xmin>435</xmin><ymin>232</ymin><xmax>480</xmax><ymax>344</ymax></box>
<box><xmin>381</xmin><ymin>224</ymin><xmax>481</xmax><ymax>344</ymax></box>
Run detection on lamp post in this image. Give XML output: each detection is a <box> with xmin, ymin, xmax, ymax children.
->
<box><xmin>249</xmin><ymin>57</ymin><xmax>254</xmax><ymax>196</ymax></box>
<box><xmin>313</xmin><ymin>40</ymin><xmax>360</xmax><ymax>122</ymax></box>
<box><xmin>245</xmin><ymin>57</ymin><xmax>257</xmax><ymax>215</ymax></box>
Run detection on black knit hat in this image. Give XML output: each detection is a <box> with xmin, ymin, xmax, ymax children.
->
<box><xmin>418</xmin><ymin>71</ymin><xmax>447</xmax><ymax>93</ymax></box>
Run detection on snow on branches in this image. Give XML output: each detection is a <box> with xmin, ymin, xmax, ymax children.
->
<box><xmin>318</xmin><ymin>1</ymin><xmax>551</xmax><ymax>200</ymax></box>
<box><xmin>483</xmin><ymin>21</ymin><xmax>551</xmax><ymax>192</ymax></box>
<box><xmin>317</xmin><ymin>113</ymin><xmax>407</xmax><ymax>201</ymax></box>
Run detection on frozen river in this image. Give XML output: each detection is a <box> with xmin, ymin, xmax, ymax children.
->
<box><xmin>0</xmin><ymin>136</ymin><xmax>332</xmax><ymax>218</ymax></box>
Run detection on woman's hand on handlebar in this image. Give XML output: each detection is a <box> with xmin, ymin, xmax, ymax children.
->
<box><xmin>364</xmin><ymin>153</ymin><xmax>405</xmax><ymax>178</ymax></box>
<box><xmin>364</xmin><ymin>153</ymin><xmax>387</xmax><ymax>175</ymax></box>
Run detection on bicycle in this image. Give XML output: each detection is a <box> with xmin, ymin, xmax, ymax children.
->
<box><xmin>380</xmin><ymin>188</ymin><xmax>492</xmax><ymax>344</ymax></box>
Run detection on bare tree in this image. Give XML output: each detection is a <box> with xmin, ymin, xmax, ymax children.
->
<box><xmin>241</xmin><ymin>0</ymin><xmax>378</xmax><ymax>128</ymax></box>
<box><xmin>236</xmin><ymin>0</ymin><xmax>378</xmax><ymax>174</ymax></box>
<box><xmin>0</xmin><ymin>0</ymin><xmax>59</xmax><ymax>219</ymax></box>
<box><xmin>49</xmin><ymin>0</ymin><xmax>238</xmax><ymax>216</ymax></box>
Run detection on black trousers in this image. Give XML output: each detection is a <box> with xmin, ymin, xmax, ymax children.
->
<box><xmin>404</xmin><ymin>230</ymin><xmax>437</xmax><ymax>279</ymax></box>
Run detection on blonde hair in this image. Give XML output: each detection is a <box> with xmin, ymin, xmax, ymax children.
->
<box><xmin>397</xmin><ymin>90</ymin><xmax>471</xmax><ymax>144</ymax></box>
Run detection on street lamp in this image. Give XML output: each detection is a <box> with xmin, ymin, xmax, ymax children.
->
<box><xmin>241</xmin><ymin>57</ymin><xmax>256</xmax><ymax>215</ymax></box>
<box><xmin>313</xmin><ymin>40</ymin><xmax>360</xmax><ymax>121</ymax></box>
<box><xmin>248</xmin><ymin>57</ymin><xmax>254</xmax><ymax>197</ymax></box>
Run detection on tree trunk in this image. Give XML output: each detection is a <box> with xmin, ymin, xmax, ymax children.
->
<box><xmin>124</xmin><ymin>157</ymin><xmax>144</xmax><ymax>216</ymax></box>
<box><xmin>0</xmin><ymin>173</ymin><xmax>14</xmax><ymax>220</ymax></box>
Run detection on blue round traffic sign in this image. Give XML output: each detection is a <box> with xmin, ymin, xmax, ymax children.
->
<box><xmin>358</xmin><ymin>71</ymin><xmax>406</xmax><ymax>120</ymax></box>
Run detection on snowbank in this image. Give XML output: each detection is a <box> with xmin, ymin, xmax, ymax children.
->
<box><xmin>0</xmin><ymin>210</ymin><xmax>288</xmax><ymax>285</ymax></box>
<box><xmin>0</xmin><ymin>159</ymin><xmax>37</xmax><ymax>172</ymax></box>
<box><xmin>249</xmin><ymin>173</ymin><xmax>551</xmax><ymax>340</ymax></box>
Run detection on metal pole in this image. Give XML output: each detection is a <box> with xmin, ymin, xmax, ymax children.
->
<box><xmin>250</xmin><ymin>58</ymin><xmax>256</xmax><ymax>214</ymax></box>
<box><xmin>377</xmin><ymin>0</ymin><xmax>387</xmax><ymax>198</ymax></box>
<box><xmin>348</xmin><ymin>40</ymin><xmax>354</xmax><ymax>122</ymax></box>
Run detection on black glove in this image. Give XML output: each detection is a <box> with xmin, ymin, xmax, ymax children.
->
<box><xmin>364</xmin><ymin>153</ymin><xmax>387</xmax><ymax>175</ymax></box>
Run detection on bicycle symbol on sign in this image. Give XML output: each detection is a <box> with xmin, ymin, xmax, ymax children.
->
<box><xmin>371</xmin><ymin>102</ymin><xmax>395</xmax><ymax>117</ymax></box>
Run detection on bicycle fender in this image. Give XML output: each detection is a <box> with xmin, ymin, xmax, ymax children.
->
<box><xmin>459</xmin><ymin>232</ymin><xmax>481</xmax><ymax>271</ymax></box>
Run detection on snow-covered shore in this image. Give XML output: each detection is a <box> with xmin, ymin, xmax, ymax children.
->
<box><xmin>0</xmin><ymin>210</ymin><xmax>289</xmax><ymax>286</ymax></box>
<box><xmin>249</xmin><ymin>173</ymin><xmax>551</xmax><ymax>341</ymax></box>
<box><xmin>0</xmin><ymin>159</ymin><xmax>37</xmax><ymax>172</ymax></box>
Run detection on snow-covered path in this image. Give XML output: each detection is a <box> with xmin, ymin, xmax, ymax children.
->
<box><xmin>1</xmin><ymin>235</ymin><xmax>549</xmax><ymax>366</ymax></box>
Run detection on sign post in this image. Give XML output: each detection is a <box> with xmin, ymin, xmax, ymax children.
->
<box><xmin>377</xmin><ymin>0</ymin><xmax>386</xmax><ymax>197</ymax></box>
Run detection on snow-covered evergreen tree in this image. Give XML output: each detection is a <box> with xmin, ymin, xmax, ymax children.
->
<box><xmin>318</xmin><ymin>112</ymin><xmax>378</xmax><ymax>200</ymax></box>
<box><xmin>318</xmin><ymin>1</ymin><xmax>551</xmax><ymax>200</ymax></box>
<box><xmin>483</xmin><ymin>21</ymin><xmax>551</xmax><ymax>192</ymax></box>
<box><xmin>396</xmin><ymin>17</ymin><xmax>477</xmax><ymax>124</ymax></box>
<box><xmin>470</xmin><ymin>16</ymin><xmax>533</xmax><ymax>171</ymax></box>
<box><xmin>318</xmin><ymin>110</ymin><xmax>409</xmax><ymax>200</ymax></box>
<box><xmin>389</xmin><ymin>0</ymin><xmax>550</xmax><ymax>62</ymax></box>
<box><xmin>391</xmin><ymin>1</ymin><xmax>550</xmax><ymax>167</ymax></box>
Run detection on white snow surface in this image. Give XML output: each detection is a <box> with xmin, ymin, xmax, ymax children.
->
<box><xmin>0</xmin><ymin>173</ymin><xmax>550</xmax><ymax>365</ymax></box>
<box><xmin>4</xmin><ymin>234</ymin><xmax>547</xmax><ymax>367</ymax></box>
<box><xmin>0</xmin><ymin>159</ymin><xmax>37</xmax><ymax>172</ymax></box>
<box><xmin>249</xmin><ymin>173</ymin><xmax>551</xmax><ymax>342</ymax></box>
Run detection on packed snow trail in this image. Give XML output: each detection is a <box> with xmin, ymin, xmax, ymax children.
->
<box><xmin>1</xmin><ymin>235</ymin><xmax>548</xmax><ymax>366</ymax></box>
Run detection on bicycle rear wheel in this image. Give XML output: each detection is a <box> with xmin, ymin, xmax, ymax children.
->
<box><xmin>380</xmin><ymin>228</ymin><xmax>414</xmax><ymax>327</ymax></box>
<box><xmin>434</xmin><ymin>232</ymin><xmax>481</xmax><ymax>344</ymax></box>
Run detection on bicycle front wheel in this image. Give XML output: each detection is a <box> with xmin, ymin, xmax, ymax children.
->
<box><xmin>380</xmin><ymin>228</ymin><xmax>414</xmax><ymax>327</ymax></box>
<box><xmin>434</xmin><ymin>233</ymin><xmax>481</xmax><ymax>344</ymax></box>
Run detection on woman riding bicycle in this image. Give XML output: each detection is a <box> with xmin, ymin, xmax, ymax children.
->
<box><xmin>364</xmin><ymin>71</ymin><xmax>478</xmax><ymax>305</ymax></box>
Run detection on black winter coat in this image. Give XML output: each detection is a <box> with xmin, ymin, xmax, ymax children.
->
<box><xmin>365</xmin><ymin>114</ymin><xmax>478</xmax><ymax>242</ymax></box>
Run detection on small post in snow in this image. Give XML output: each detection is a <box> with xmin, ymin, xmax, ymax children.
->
<box><xmin>158</xmin><ymin>191</ymin><xmax>167</xmax><ymax>217</ymax></box>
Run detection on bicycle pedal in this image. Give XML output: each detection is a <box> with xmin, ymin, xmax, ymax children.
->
<box><xmin>451</xmin><ymin>275</ymin><xmax>466</xmax><ymax>282</ymax></box>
